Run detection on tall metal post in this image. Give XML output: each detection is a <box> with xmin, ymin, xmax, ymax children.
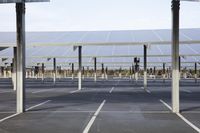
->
<box><xmin>31</xmin><ymin>66</ymin><xmax>35</xmax><ymax>78</ymax></box>
<box><xmin>195</xmin><ymin>62</ymin><xmax>197</xmax><ymax>83</ymax></box>
<box><xmin>72</xmin><ymin>63</ymin><xmax>74</xmax><ymax>80</ymax></box>
<box><xmin>134</xmin><ymin>57</ymin><xmax>140</xmax><ymax>83</ymax></box>
<box><xmin>132</xmin><ymin>64</ymin><xmax>134</xmax><ymax>79</ymax></box>
<box><xmin>179</xmin><ymin>56</ymin><xmax>181</xmax><ymax>80</ymax></box>
<box><xmin>16</xmin><ymin>2</ymin><xmax>26</xmax><ymax>113</ymax></box>
<box><xmin>53</xmin><ymin>58</ymin><xmax>56</xmax><ymax>84</ymax></box>
<box><xmin>82</xmin><ymin>66</ymin><xmax>85</xmax><ymax>79</ymax></box>
<box><xmin>94</xmin><ymin>57</ymin><xmax>97</xmax><ymax>82</ymax></box>
<box><xmin>172</xmin><ymin>0</ymin><xmax>180</xmax><ymax>113</ymax></box>
<box><xmin>87</xmin><ymin>66</ymin><xmax>89</xmax><ymax>77</ymax></box>
<box><xmin>42</xmin><ymin>63</ymin><xmax>44</xmax><ymax>82</ymax></box>
<box><xmin>78</xmin><ymin>46</ymin><xmax>82</xmax><ymax>90</ymax></box>
<box><xmin>153</xmin><ymin>66</ymin><xmax>156</xmax><ymax>81</ymax></box>
<box><xmin>101</xmin><ymin>63</ymin><xmax>104</xmax><ymax>79</ymax></box>
<box><xmin>144</xmin><ymin>45</ymin><xmax>147</xmax><ymax>89</ymax></box>
<box><xmin>163</xmin><ymin>63</ymin><xmax>166</xmax><ymax>83</ymax></box>
<box><xmin>12</xmin><ymin>47</ymin><xmax>17</xmax><ymax>91</ymax></box>
<box><xmin>3</xmin><ymin>66</ymin><xmax>6</xmax><ymax>78</ymax></box>
<box><xmin>119</xmin><ymin>67</ymin><xmax>122</xmax><ymax>78</ymax></box>
<box><xmin>105</xmin><ymin>67</ymin><xmax>108</xmax><ymax>80</ymax></box>
<box><xmin>129</xmin><ymin>66</ymin><xmax>132</xmax><ymax>80</ymax></box>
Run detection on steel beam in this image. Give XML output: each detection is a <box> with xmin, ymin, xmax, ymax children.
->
<box><xmin>171</xmin><ymin>0</ymin><xmax>180</xmax><ymax>113</ymax></box>
<box><xmin>16</xmin><ymin>2</ymin><xmax>26</xmax><ymax>113</ymax></box>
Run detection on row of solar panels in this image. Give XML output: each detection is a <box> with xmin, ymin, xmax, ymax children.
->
<box><xmin>0</xmin><ymin>0</ymin><xmax>49</xmax><ymax>3</ymax></box>
<box><xmin>0</xmin><ymin>44</ymin><xmax>199</xmax><ymax>69</ymax></box>
<box><xmin>1</xmin><ymin>29</ymin><xmax>200</xmax><ymax>47</ymax></box>
<box><xmin>0</xmin><ymin>0</ymin><xmax>199</xmax><ymax>3</ymax></box>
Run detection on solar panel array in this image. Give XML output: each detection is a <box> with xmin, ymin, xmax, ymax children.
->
<box><xmin>1</xmin><ymin>29</ymin><xmax>200</xmax><ymax>47</ymax></box>
<box><xmin>0</xmin><ymin>0</ymin><xmax>49</xmax><ymax>3</ymax></box>
<box><xmin>0</xmin><ymin>29</ymin><xmax>199</xmax><ymax>69</ymax></box>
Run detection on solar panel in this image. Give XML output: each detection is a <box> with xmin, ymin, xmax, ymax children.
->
<box><xmin>0</xmin><ymin>0</ymin><xmax>49</xmax><ymax>3</ymax></box>
<box><xmin>181</xmin><ymin>0</ymin><xmax>200</xmax><ymax>1</ymax></box>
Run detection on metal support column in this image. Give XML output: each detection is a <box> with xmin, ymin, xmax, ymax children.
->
<box><xmin>12</xmin><ymin>47</ymin><xmax>17</xmax><ymax>91</ymax></box>
<box><xmin>179</xmin><ymin>56</ymin><xmax>181</xmax><ymax>80</ymax></box>
<box><xmin>16</xmin><ymin>2</ymin><xmax>26</xmax><ymax>113</ymax></box>
<box><xmin>119</xmin><ymin>67</ymin><xmax>122</xmax><ymax>78</ymax></box>
<box><xmin>134</xmin><ymin>57</ymin><xmax>140</xmax><ymax>83</ymax></box>
<box><xmin>129</xmin><ymin>67</ymin><xmax>132</xmax><ymax>80</ymax></box>
<box><xmin>82</xmin><ymin>66</ymin><xmax>85</xmax><ymax>80</ymax></box>
<box><xmin>94</xmin><ymin>57</ymin><xmax>97</xmax><ymax>82</ymax></box>
<box><xmin>31</xmin><ymin>66</ymin><xmax>35</xmax><ymax>78</ymax></box>
<box><xmin>105</xmin><ymin>67</ymin><xmax>108</xmax><ymax>80</ymax></box>
<box><xmin>78</xmin><ymin>46</ymin><xmax>82</xmax><ymax>90</ymax></box>
<box><xmin>3</xmin><ymin>66</ymin><xmax>6</xmax><ymax>78</ymax></box>
<box><xmin>144</xmin><ymin>45</ymin><xmax>147</xmax><ymax>89</ymax></box>
<box><xmin>42</xmin><ymin>63</ymin><xmax>44</xmax><ymax>82</ymax></box>
<box><xmin>163</xmin><ymin>63</ymin><xmax>166</xmax><ymax>83</ymax></box>
<box><xmin>53</xmin><ymin>58</ymin><xmax>56</xmax><ymax>84</ymax></box>
<box><xmin>153</xmin><ymin>66</ymin><xmax>156</xmax><ymax>81</ymax></box>
<box><xmin>101</xmin><ymin>63</ymin><xmax>104</xmax><ymax>79</ymax></box>
<box><xmin>87</xmin><ymin>66</ymin><xmax>89</xmax><ymax>78</ymax></box>
<box><xmin>132</xmin><ymin>64</ymin><xmax>134</xmax><ymax>79</ymax></box>
<box><xmin>72</xmin><ymin>63</ymin><xmax>74</xmax><ymax>80</ymax></box>
<box><xmin>195</xmin><ymin>62</ymin><xmax>197</xmax><ymax>83</ymax></box>
<box><xmin>171</xmin><ymin>0</ymin><xmax>180</xmax><ymax>113</ymax></box>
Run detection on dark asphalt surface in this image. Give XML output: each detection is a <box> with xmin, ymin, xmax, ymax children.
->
<box><xmin>0</xmin><ymin>78</ymin><xmax>199</xmax><ymax>133</ymax></box>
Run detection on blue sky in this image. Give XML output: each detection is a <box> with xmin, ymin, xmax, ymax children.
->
<box><xmin>0</xmin><ymin>0</ymin><xmax>200</xmax><ymax>31</ymax></box>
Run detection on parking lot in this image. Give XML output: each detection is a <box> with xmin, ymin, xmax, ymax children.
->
<box><xmin>0</xmin><ymin>78</ymin><xmax>199</xmax><ymax>133</ymax></box>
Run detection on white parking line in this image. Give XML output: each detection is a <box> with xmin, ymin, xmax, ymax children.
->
<box><xmin>0</xmin><ymin>111</ymin><xmax>15</xmax><ymax>114</ymax></box>
<box><xmin>182</xmin><ymin>111</ymin><xmax>200</xmax><ymax>114</ymax></box>
<box><xmin>160</xmin><ymin>99</ymin><xmax>200</xmax><ymax>133</ymax></box>
<box><xmin>109</xmin><ymin>87</ymin><xmax>115</xmax><ymax>93</ymax></box>
<box><xmin>159</xmin><ymin>99</ymin><xmax>172</xmax><ymax>110</ymax></box>
<box><xmin>176</xmin><ymin>113</ymin><xmax>200</xmax><ymax>133</ymax></box>
<box><xmin>182</xmin><ymin>89</ymin><xmax>192</xmax><ymax>93</ymax></box>
<box><xmin>0</xmin><ymin>100</ymin><xmax>51</xmax><ymax>123</ymax></box>
<box><xmin>32</xmin><ymin>89</ymin><xmax>54</xmax><ymax>94</ymax></box>
<box><xmin>83</xmin><ymin>100</ymin><xmax>106</xmax><ymax>133</ymax></box>
<box><xmin>70</xmin><ymin>90</ymin><xmax>80</xmax><ymax>94</ymax></box>
<box><xmin>146</xmin><ymin>89</ymin><xmax>151</xmax><ymax>94</ymax></box>
<box><xmin>26</xmin><ymin>100</ymin><xmax>51</xmax><ymax>111</ymax></box>
<box><xmin>25</xmin><ymin>110</ymin><xmax>171</xmax><ymax>114</ymax></box>
<box><xmin>0</xmin><ymin>113</ymin><xmax>20</xmax><ymax>123</ymax></box>
<box><xmin>141</xmin><ymin>87</ymin><xmax>151</xmax><ymax>94</ymax></box>
<box><xmin>0</xmin><ymin>91</ymin><xmax>14</xmax><ymax>94</ymax></box>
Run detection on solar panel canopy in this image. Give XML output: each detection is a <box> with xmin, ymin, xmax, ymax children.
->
<box><xmin>181</xmin><ymin>0</ymin><xmax>200</xmax><ymax>2</ymax></box>
<box><xmin>1</xmin><ymin>29</ymin><xmax>200</xmax><ymax>47</ymax></box>
<box><xmin>0</xmin><ymin>28</ymin><xmax>200</xmax><ymax>69</ymax></box>
<box><xmin>0</xmin><ymin>0</ymin><xmax>49</xmax><ymax>3</ymax></box>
